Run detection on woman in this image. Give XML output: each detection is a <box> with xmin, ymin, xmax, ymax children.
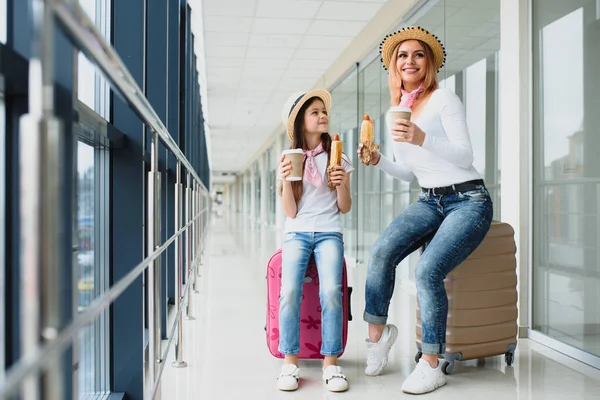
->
<box><xmin>358</xmin><ymin>26</ymin><xmax>493</xmax><ymax>394</ymax></box>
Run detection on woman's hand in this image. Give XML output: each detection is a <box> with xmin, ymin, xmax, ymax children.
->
<box><xmin>329</xmin><ymin>165</ymin><xmax>349</xmax><ymax>188</ymax></box>
<box><xmin>357</xmin><ymin>143</ymin><xmax>381</xmax><ymax>166</ymax></box>
<box><xmin>390</xmin><ymin>119</ymin><xmax>426</xmax><ymax>146</ymax></box>
<box><xmin>279</xmin><ymin>154</ymin><xmax>292</xmax><ymax>181</ymax></box>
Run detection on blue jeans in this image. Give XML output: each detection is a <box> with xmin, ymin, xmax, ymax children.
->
<box><xmin>364</xmin><ymin>185</ymin><xmax>493</xmax><ymax>355</ymax></box>
<box><xmin>279</xmin><ymin>232</ymin><xmax>344</xmax><ymax>356</ymax></box>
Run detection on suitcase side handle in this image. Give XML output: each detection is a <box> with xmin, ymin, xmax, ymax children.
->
<box><xmin>347</xmin><ymin>287</ymin><xmax>353</xmax><ymax>322</ymax></box>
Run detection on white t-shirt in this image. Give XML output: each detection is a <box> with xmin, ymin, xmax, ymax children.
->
<box><xmin>377</xmin><ymin>88</ymin><xmax>481</xmax><ymax>188</ymax></box>
<box><xmin>284</xmin><ymin>152</ymin><xmax>354</xmax><ymax>233</ymax></box>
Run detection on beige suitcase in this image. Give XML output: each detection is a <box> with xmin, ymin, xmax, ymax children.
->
<box><xmin>415</xmin><ymin>221</ymin><xmax>518</xmax><ymax>374</ymax></box>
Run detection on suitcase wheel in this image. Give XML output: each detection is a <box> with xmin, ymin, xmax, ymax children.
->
<box><xmin>414</xmin><ymin>351</ymin><xmax>422</xmax><ymax>364</ymax></box>
<box><xmin>441</xmin><ymin>360</ymin><xmax>454</xmax><ymax>375</ymax></box>
<box><xmin>505</xmin><ymin>351</ymin><xmax>514</xmax><ymax>366</ymax></box>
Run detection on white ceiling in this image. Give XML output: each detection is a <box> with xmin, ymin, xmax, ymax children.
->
<box><xmin>192</xmin><ymin>0</ymin><xmax>502</xmax><ymax>179</ymax></box>
<box><xmin>196</xmin><ymin>0</ymin><xmax>389</xmax><ymax>173</ymax></box>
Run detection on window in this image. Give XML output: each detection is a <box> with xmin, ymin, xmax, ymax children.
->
<box><xmin>76</xmin><ymin>137</ymin><xmax>110</xmax><ymax>398</ymax></box>
<box><xmin>533</xmin><ymin>3</ymin><xmax>600</xmax><ymax>359</ymax></box>
<box><xmin>77</xmin><ymin>0</ymin><xmax>111</xmax><ymax>119</ymax></box>
<box><xmin>0</xmin><ymin>87</ymin><xmax>5</xmax><ymax>383</ymax></box>
<box><xmin>465</xmin><ymin>58</ymin><xmax>488</xmax><ymax>178</ymax></box>
<box><xmin>76</xmin><ymin>142</ymin><xmax>96</xmax><ymax>397</ymax></box>
<box><xmin>74</xmin><ymin>2</ymin><xmax>112</xmax><ymax>392</ymax></box>
<box><xmin>0</xmin><ymin>0</ymin><xmax>6</xmax><ymax>44</ymax></box>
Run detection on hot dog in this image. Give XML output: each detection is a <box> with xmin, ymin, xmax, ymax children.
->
<box><xmin>328</xmin><ymin>133</ymin><xmax>343</xmax><ymax>188</ymax></box>
<box><xmin>359</xmin><ymin>115</ymin><xmax>379</xmax><ymax>165</ymax></box>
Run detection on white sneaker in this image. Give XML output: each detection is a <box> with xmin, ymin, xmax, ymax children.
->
<box><xmin>277</xmin><ymin>364</ymin><xmax>300</xmax><ymax>391</ymax></box>
<box><xmin>322</xmin><ymin>365</ymin><xmax>348</xmax><ymax>392</ymax></box>
<box><xmin>401</xmin><ymin>359</ymin><xmax>446</xmax><ymax>394</ymax></box>
<box><xmin>365</xmin><ymin>324</ymin><xmax>398</xmax><ymax>376</ymax></box>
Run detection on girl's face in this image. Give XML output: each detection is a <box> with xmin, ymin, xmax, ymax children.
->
<box><xmin>396</xmin><ymin>40</ymin><xmax>427</xmax><ymax>86</ymax></box>
<box><xmin>303</xmin><ymin>99</ymin><xmax>328</xmax><ymax>136</ymax></box>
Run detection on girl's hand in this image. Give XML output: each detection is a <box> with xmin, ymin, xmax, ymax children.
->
<box><xmin>357</xmin><ymin>143</ymin><xmax>381</xmax><ymax>166</ymax></box>
<box><xmin>329</xmin><ymin>165</ymin><xmax>349</xmax><ymax>188</ymax></box>
<box><xmin>279</xmin><ymin>154</ymin><xmax>292</xmax><ymax>181</ymax></box>
<box><xmin>390</xmin><ymin>119</ymin><xmax>425</xmax><ymax>146</ymax></box>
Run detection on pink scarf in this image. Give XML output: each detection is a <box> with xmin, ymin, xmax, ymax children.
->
<box><xmin>303</xmin><ymin>143</ymin><xmax>324</xmax><ymax>188</ymax></box>
<box><xmin>400</xmin><ymin>82</ymin><xmax>424</xmax><ymax>109</ymax></box>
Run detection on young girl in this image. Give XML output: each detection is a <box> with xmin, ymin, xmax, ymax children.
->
<box><xmin>276</xmin><ymin>89</ymin><xmax>353</xmax><ymax>392</ymax></box>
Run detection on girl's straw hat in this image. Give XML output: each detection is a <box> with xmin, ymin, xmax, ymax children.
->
<box><xmin>282</xmin><ymin>89</ymin><xmax>332</xmax><ymax>142</ymax></box>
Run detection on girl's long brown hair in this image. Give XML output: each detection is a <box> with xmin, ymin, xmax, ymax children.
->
<box><xmin>388</xmin><ymin>40</ymin><xmax>438</xmax><ymax>106</ymax></box>
<box><xmin>278</xmin><ymin>97</ymin><xmax>333</xmax><ymax>204</ymax></box>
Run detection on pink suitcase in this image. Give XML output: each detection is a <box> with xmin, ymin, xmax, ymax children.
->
<box><xmin>265</xmin><ymin>248</ymin><xmax>352</xmax><ymax>359</ymax></box>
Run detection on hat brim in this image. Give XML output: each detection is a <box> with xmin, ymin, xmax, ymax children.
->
<box><xmin>379</xmin><ymin>26</ymin><xmax>446</xmax><ymax>72</ymax></box>
<box><xmin>285</xmin><ymin>89</ymin><xmax>332</xmax><ymax>143</ymax></box>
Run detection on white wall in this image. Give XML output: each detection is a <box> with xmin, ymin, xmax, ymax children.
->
<box><xmin>499</xmin><ymin>0</ymin><xmax>532</xmax><ymax>336</ymax></box>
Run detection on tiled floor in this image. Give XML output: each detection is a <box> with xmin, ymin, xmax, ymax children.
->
<box><xmin>159</xmin><ymin>215</ymin><xmax>600</xmax><ymax>399</ymax></box>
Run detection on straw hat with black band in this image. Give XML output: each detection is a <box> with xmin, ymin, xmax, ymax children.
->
<box><xmin>379</xmin><ymin>26</ymin><xmax>447</xmax><ymax>72</ymax></box>
<box><xmin>282</xmin><ymin>89</ymin><xmax>332</xmax><ymax>143</ymax></box>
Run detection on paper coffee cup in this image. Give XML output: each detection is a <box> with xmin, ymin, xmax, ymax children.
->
<box><xmin>282</xmin><ymin>149</ymin><xmax>303</xmax><ymax>181</ymax></box>
<box><xmin>388</xmin><ymin>106</ymin><xmax>412</xmax><ymax>122</ymax></box>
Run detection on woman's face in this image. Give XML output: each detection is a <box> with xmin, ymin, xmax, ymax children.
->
<box><xmin>395</xmin><ymin>40</ymin><xmax>427</xmax><ymax>86</ymax></box>
<box><xmin>303</xmin><ymin>99</ymin><xmax>328</xmax><ymax>136</ymax></box>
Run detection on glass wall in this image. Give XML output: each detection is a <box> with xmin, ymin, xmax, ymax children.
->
<box><xmin>329</xmin><ymin>68</ymin><xmax>359</xmax><ymax>259</ymax></box>
<box><xmin>0</xmin><ymin>0</ymin><xmax>6</xmax><ymax>44</ymax></box>
<box><xmin>236</xmin><ymin>0</ymin><xmax>502</xmax><ymax>275</ymax></box>
<box><xmin>0</xmin><ymin>79</ymin><xmax>5</xmax><ymax>382</ymax></box>
<box><xmin>75</xmin><ymin>0</ymin><xmax>111</xmax><ymax>396</ymax></box>
<box><xmin>78</xmin><ymin>0</ymin><xmax>111</xmax><ymax>119</ymax></box>
<box><xmin>74</xmin><ymin>108</ymin><xmax>111</xmax><ymax>399</ymax></box>
<box><xmin>533</xmin><ymin>0</ymin><xmax>600</xmax><ymax>360</ymax></box>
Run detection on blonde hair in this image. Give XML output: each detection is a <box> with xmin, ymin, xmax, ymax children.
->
<box><xmin>388</xmin><ymin>40</ymin><xmax>438</xmax><ymax>106</ymax></box>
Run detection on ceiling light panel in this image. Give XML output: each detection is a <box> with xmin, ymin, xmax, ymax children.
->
<box><xmin>308</xmin><ymin>20</ymin><xmax>366</xmax><ymax>36</ymax></box>
<box><xmin>316</xmin><ymin>1</ymin><xmax>381</xmax><ymax>21</ymax></box>
<box><xmin>204</xmin><ymin>32</ymin><xmax>251</xmax><ymax>47</ymax></box>
<box><xmin>245</xmin><ymin>46</ymin><xmax>297</xmax><ymax>59</ymax></box>
<box><xmin>252</xmin><ymin>18</ymin><xmax>312</xmax><ymax>35</ymax></box>
<box><xmin>202</xmin><ymin>0</ymin><xmax>257</xmax><ymax>17</ymax></box>
<box><xmin>249</xmin><ymin>33</ymin><xmax>304</xmax><ymax>48</ymax></box>
<box><xmin>255</xmin><ymin>0</ymin><xmax>322</xmax><ymax>19</ymax></box>
<box><xmin>204</xmin><ymin>16</ymin><xmax>254</xmax><ymax>32</ymax></box>
<box><xmin>300</xmin><ymin>35</ymin><xmax>353</xmax><ymax>49</ymax></box>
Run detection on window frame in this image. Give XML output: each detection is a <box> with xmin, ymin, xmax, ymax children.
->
<box><xmin>0</xmin><ymin>80</ymin><xmax>6</xmax><ymax>384</ymax></box>
<box><xmin>73</xmin><ymin>0</ymin><xmax>112</xmax><ymax>397</ymax></box>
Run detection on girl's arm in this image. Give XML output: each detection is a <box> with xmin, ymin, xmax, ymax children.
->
<box><xmin>281</xmin><ymin>181</ymin><xmax>298</xmax><ymax>218</ymax></box>
<box><xmin>330</xmin><ymin>155</ymin><xmax>353</xmax><ymax>214</ymax></box>
<box><xmin>279</xmin><ymin>155</ymin><xmax>298</xmax><ymax>218</ymax></box>
<box><xmin>336</xmin><ymin>173</ymin><xmax>352</xmax><ymax>214</ymax></box>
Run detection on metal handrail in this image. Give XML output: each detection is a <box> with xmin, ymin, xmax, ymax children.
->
<box><xmin>50</xmin><ymin>0</ymin><xmax>208</xmax><ymax>192</ymax></box>
<box><xmin>3</xmin><ymin>0</ymin><xmax>213</xmax><ymax>397</ymax></box>
<box><xmin>538</xmin><ymin>178</ymin><xmax>600</xmax><ymax>186</ymax></box>
<box><xmin>149</xmin><ymin>220</ymin><xmax>209</xmax><ymax>399</ymax></box>
<box><xmin>0</xmin><ymin>212</ymin><xmax>208</xmax><ymax>399</ymax></box>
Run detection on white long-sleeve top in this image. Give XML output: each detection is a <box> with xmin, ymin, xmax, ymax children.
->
<box><xmin>376</xmin><ymin>88</ymin><xmax>481</xmax><ymax>188</ymax></box>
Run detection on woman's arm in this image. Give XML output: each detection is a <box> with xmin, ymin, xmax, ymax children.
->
<box><xmin>375</xmin><ymin>153</ymin><xmax>415</xmax><ymax>182</ymax></box>
<box><xmin>420</xmin><ymin>90</ymin><xmax>474</xmax><ymax>168</ymax></box>
<box><xmin>358</xmin><ymin>145</ymin><xmax>415</xmax><ymax>182</ymax></box>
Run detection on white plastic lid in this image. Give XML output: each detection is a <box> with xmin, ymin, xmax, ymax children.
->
<box><xmin>389</xmin><ymin>106</ymin><xmax>412</xmax><ymax>113</ymax></box>
<box><xmin>282</xmin><ymin>148</ymin><xmax>303</xmax><ymax>155</ymax></box>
